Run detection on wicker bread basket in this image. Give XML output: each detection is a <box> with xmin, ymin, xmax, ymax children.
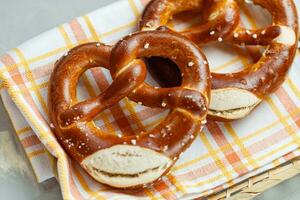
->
<box><xmin>208</xmin><ymin>156</ymin><xmax>300</xmax><ymax>199</ymax></box>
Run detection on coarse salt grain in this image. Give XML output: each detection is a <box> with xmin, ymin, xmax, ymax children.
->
<box><xmin>144</xmin><ymin>43</ymin><xmax>150</xmax><ymax>49</ymax></box>
<box><xmin>188</xmin><ymin>61</ymin><xmax>194</xmax><ymax>67</ymax></box>
<box><xmin>131</xmin><ymin>139</ymin><xmax>137</xmax><ymax>145</ymax></box>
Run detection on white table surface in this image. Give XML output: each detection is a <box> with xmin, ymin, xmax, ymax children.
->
<box><xmin>0</xmin><ymin>0</ymin><xmax>299</xmax><ymax>199</ymax></box>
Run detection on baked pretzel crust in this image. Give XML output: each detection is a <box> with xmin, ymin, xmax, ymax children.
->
<box><xmin>48</xmin><ymin>30</ymin><xmax>210</xmax><ymax>188</ymax></box>
<box><xmin>141</xmin><ymin>0</ymin><xmax>299</xmax><ymax>120</ymax></box>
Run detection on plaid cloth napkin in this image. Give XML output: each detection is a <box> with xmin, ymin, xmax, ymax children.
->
<box><xmin>0</xmin><ymin>0</ymin><xmax>300</xmax><ymax>199</ymax></box>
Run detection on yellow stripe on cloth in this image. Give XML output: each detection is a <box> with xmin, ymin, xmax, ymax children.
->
<box><xmin>82</xmin><ymin>15</ymin><xmax>100</xmax><ymax>41</ymax></box>
<box><xmin>173</xmin><ymin>108</ymin><xmax>300</xmax><ymax>172</ymax></box>
<box><xmin>72</xmin><ymin>162</ymin><xmax>106</xmax><ymax>200</ymax></box>
<box><xmin>224</xmin><ymin>123</ymin><xmax>259</xmax><ymax>169</ymax></box>
<box><xmin>266</xmin><ymin>97</ymin><xmax>300</xmax><ymax>146</ymax></box>
<box><xmin>287</xmin><ymin>78</ymin><xmax>300</xmax><ymax>99</ymax></box>
<box><xmin>128</xmin><ymin>0</ymin><xmax>141</xmax><ymax>19</ymax></box>
<box><xmin>200</xmin><ymin>132</ymin><xmax>233</xmax><ymax>180</ymax></box>
<box><xmin>27</xmin><ymin>149</ymin><xmax>46</xmax><ymax>158</ymax></box>
<box><xmin>16</xmin><ymin>126</ymin><xmax>32</xmax><ymax>135</ymax></box>
<box><xmin>13</xmin><ymin>48</ymin><xmax>49</xmax><ymax>115</ymax></box>
<box><xmin>101</xmin><ymin>20</ymin><xmax>137</xmax><ymax>38</ymax></box>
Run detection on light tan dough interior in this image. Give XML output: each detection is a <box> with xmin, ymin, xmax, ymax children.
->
<box><xmin>81</xmin><ymin>145</ymin><xmax>172</xmax><ymax>188</ymax></box>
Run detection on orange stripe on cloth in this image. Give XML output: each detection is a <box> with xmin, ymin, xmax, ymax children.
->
<box><xmin>94</xmin><ymin>106</ymin><xmax>163</xmax><ymax>131</ymax></box>
<box><xmin>0</xmin><ymin>17</ymin><xmax>142</xmax><ymax>75</ymax></box>
<box><xmin>88</xmin><ymin>69</ymin><xmax>137</xmax><ymax>135</ymax></box>
<box><xmin>0</xmin><ymin>82</ymin><xmax>5</xmax><ymax>89</ymax></box>
<box><xmin>10</xmin><ymin>81</ymin><xmax>48</xmax><ymax>94</ymax></box>
<box><xmin>67</xmin><ymin>161</ymin><xmax>85</xmax><ymax>200</ymax></box>
<box><xmin>206</xmin><ymin>121</ymin><xmax>248</xmax><ymax>175</ymax></box>
<box><xmin>174</xmin><ymin>159</ymin><xmax>225</xmax><ymax>181</ymax></box>
<box><xmin>82</xmin><ymin>15</ymin><xmax>147</xmax><ymax>134</ymax></box>
<box><xmin>0</xmin><ymin>19</ymin><xmax>137</xmax><ymax>77</ymax></box>
<box><xmin>0</xmin><ymin>54</ymin><xmax>47</xmax><ymax>124</ymax></box>
<box><xmin>239</xmin><ymin>16</ymin><xmax>300</xmax><ymax>148</ymax></box>
<box><xmin>72</xmin><ymin>162</ymin><xmax>106</xmax><ymax>200</ymax></box>
<box><xmin>173</xmin><ymin>113</ymin><xmax>300</xmax><ymax>183</ymax></box>
<box><xmin>68</xmin><ymin>19</ymin><xmax>137</xmax><ymax>135</ymax></box>
<box><xmin>0</xmin><ymin>46</ymin><xmax>66</xmax><ymax>75</ymax></box>
<box><xmin>167</xmin><ymin>174</ymin><xmax>187</xmax><ymax>194</ymax></box>
<box><xmin>224</xmin><ymin>123</ymin><xmax>259</xmax><ymax>169</ymax></box>
<box><xmin>31</xmin><ymin>62</ymin><xmax>54</xmax><ymax>80</ymax></box>
<box><xmin>246</xmin><ymin>127</ymin><xmax>295</xmax><ymax>156</ymax></box>
<box><xmin>13</xmin><ymin>48</ymin><xmax>49</xmax><ymax>115</ymax></box>
<box><xmin>153</xmin><ymin>180</ymin><xmax>178</xmax><ymax>200</ymax></box>
<box><xmin>265</xmin><ymin>97</ymin><xmax>299</xmax><ymax>146</ymax></box>
<box><xmin>81</xmin><ymin>75</ymin><xmax>117</xmax><ymax>135</ymax></box>
<box><xmin>82</xmin><ymin>16</ymin><xmax>100</xmax><ymax>41</ymax></box>
<box><xmin>282</xmin><ymin>151</ymin><xmax>296</xmax><ymax>161</ymax></box>
<box><xmin>9</xmin><ymin>62</ymin><xmax>54</xmax><ymax>86</ymax></box>
<box><xmin>21</xmin><ymin>135</ymin><xmax>41</xmax><ymax>148</ymax></box>
<box><xmin>69</xmin><ymin>19</ymin><xmax>89</xmax><ymax>43</ymax></box>
<box><xmin>255</xmin><ymin>140</ymin><xmax>297</xmax><ymax>166</ymax></box>
<box><xmin>275</xmin><ymin>88</ymin><xmax>300</xmax><ymax>131</ymax></box>
<box><xmin>16</xmin><ymin>126</ymin><xmax>32</xmax><ymax>135</ymax></box>
<box><xmin>177</xmin><ymin>129</ymin><xmax>300</xmax><ymax>190</ymax></box>
<box><xmin>199</xmin><ymin>132</ymin><xmax>233</xmax><ymax>180</ymax></box>
<box><xmin>27</xmin><ymin>149</ymin><xmax>46</xmax><ymax>158</ymax></box>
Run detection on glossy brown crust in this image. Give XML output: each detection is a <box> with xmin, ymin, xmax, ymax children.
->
<box><xmin>212</xmin><ymin>0</ymin><xmax>298</xmax><ymax>97</ymax></box>
<box><xmin>140</xmin><ymin>0</ymin><xmax>281</xmax><ymax>45</ymax></box>
<box><xmin>139</xmin><ymin>0</ymin><xmax>204</xmax><ymax>30</ymax></box>
<box><xmin>48</xmin><ymin>31</ymin><xmax>210</xmax><ymax>188</ymax></box>
<box><xmin>142</xmin><ymin>0</ymin><xmax>298</xmax><ymax>120</ymax></box>
<box><xmin>110</xmin><ymin>30</ymin><xmax>210</xmax><ymax>112</ymax></box>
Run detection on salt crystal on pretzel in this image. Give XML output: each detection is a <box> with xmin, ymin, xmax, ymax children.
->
<box><xmin>48</xmin><ymin>30</ymin><xmax>210</xmax><ymax>188</ymax></box>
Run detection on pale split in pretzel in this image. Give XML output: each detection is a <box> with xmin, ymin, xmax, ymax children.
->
<box><xmin>209</xmin><ymin>0</ymin><xmax>298</xmax><ymax>120</ymax></box>
<box><xmin>48</xmin><ymin>30</ymin><xmax>210</xmax><ymax>188</ymax></box>
<box><xmin>141</xmin><ymin>0</ymin><xmax>299</xmax><ymax>120</ymax></box>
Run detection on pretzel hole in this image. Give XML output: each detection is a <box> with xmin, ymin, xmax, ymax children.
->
<box><xmin>75</xmin><ymin>66</ymin><xmax>171</xmax><ymax>137</ymax></box>
<box><xmin>201</xmin><ymin>43</ymin><xmax>266</xmax><ymax>73</ymax></box>
<box><xmin>237</xmin><ymin>1</ymin><xmax>272</xmax><ymax>29</ymax></box>
<box><xmin>92</xmin><ymin>106</ymin><xmax>170</xmax><ymax>138</ymax></box>
<box><xmin>75</xmin><ymin>67</ymin><xmax>119</xmax><ymax>133</ymax></box>
<box><xmin>76</xmin><ymin>68</ymin><xmax>112</xmax><ymax>102</ymax></box>
<box><xmin>145</xmin><ymin>57</ymin><xmax>182</xmax><ymax>88</ymax></box>
<box><xmin>168</xmin><ymin>10</ymin><xmax>203</xmax><ymax>32</ymax></box>
<box><xmin>206</xmin><ymin>1</ymin><xmax>271</xmax><ymax>72</ymax></box>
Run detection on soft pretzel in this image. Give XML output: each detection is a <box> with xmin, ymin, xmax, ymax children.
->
<box><xmin>140</xmin><ymin>0</ymin><xmax>281</xmax><ymax>45</ymax></box>
<box><xmin>48</xmin><ymin>30</ymin><xmax>210</xmax><ymax>188</ymax></box>
<box><xmin>142</xmin><ymin>0</ymin><xmax>299</xmax><ymax>120</ymax></box>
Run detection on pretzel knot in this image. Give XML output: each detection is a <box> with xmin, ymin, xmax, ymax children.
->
<box><xmin>141</xmin><ymin>0</ymin><xmax>299</xmax><ymax>120</ymax></box>
<box><xmin>48</xmin><ymin>30</ymin><xmax>210</xmax><ymax>188</ymax></box>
